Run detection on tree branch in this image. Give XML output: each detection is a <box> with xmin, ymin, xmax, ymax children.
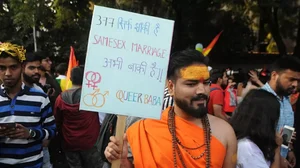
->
<box><xmin>267</xmin><ymin>7</ymin><xmax>287</xmax><ymax>55</ymax></box>
<box><xmin>258</xmin><ymin>0</ymin><xmax>286</xmax><ymax>55</ymax></box>
<box><xmin>293</xmin><ymin>9</ymin><xmax>300</xmax><ymax>57</ymax></box>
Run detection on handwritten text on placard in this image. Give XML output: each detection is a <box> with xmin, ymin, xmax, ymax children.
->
<box><xmin>96</xmin><ymin>15</ymin><xmax>161</xmax><ymax>36</ymax></box>
<box><xmin>80</xmin><ymin>6</ymin><xmax>174</xmax><ymax>119</ymax></box>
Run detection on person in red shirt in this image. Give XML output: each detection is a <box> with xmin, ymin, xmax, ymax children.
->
<box><xmin>54</xmin><ymin>66</ymin><xmax>103</xmax><ymax>168</ymax></box>
<box><xmin>208</xmin><ymin>69</ymin><xmax>229</xmax><ymax>121</ymax></box>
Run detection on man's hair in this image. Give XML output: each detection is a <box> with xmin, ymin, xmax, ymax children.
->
<box><xmin>34</xmin><ymin>51</ymin><xmax>48</xmax><ymax>60</ymax></box>
<box><xmin>167</xmin><ymin>50</ymin><xmax>209</xmax><ymax>80</ymax></box>
<box><xmin>55</xmin><ymin>63</ymin><xmax>67</xmax><ymax>75</ymax></box>
<box><xmin>71</xmin><ymin>65</ymin><xmax>84</xmax><ymax>86</ymax></box>
<box><xmin>230</xmin><ymin>89</ymin><xmax>280</xmax><ymax>163</ymax></box>
<box><xmin>270</xmin><ymin>55</ymin><xmax>300</xmax><ymax>74</ymax></box>
<box><xmin>35</xmin><ymin>51</ymin><xmax>50</xmax><ymax>72</ymax></box>
<box><xmin>24</xmin><ymin>52</ymin><xmax>42</xmax><ymax>63</ymax></box>
<box><xmin>210</xmin><ymin>69</ymin><xmax>225</xmax><ymax>84</ymax></box>
<box><xmin>0</xmin><ymin>52</ymin><xmax>20</xmax><ymax>63</ymax></box>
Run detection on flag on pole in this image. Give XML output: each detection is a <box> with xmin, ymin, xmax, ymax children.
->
<box><xmin>57</xmin><ymin>46</ymin><xmax>79</xmax><ymax>91</ymax></box>
<box><xmin>203</xmin><ymin>31</ymin><xmax>223</xmax><ymax>56</ymax></box>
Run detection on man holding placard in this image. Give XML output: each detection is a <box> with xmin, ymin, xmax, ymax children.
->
<box><xmin>104</xmin><ymin>50</ymin><xmax>237</xmax><ymax>168</ymax></box>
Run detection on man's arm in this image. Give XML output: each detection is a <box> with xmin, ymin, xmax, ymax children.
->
<box><xmin>249</xmin><ymin>70</ymin><xmax>264</xmax><ymax>87</ymax></box>
<box><xmin>222</xmin><ymin>126</ymin><xmax>237</xmax><ymax>168</ymax></box>
<box><xmin>35</xmin><ymin>96</ymin><xmax>56</xmax><ymax>140</ymax></box>
<box><xmin>213</xmin><ymin>105</ymin><xmax>228</xmax><ymax>121</ymax></box>
<box><xmin>46</xmin><ymin>75</ymin><xmax>62</xmax><ymax>103</ymax></box>
<box><xmin>53</xmin><ymin>96</ymin><xmax>63</xmax><ymax>132</ymax></box>
<box><xmin>270</xmin><ymin>147</ymin><xmax>281</xmax><ymax>168</ymax></box>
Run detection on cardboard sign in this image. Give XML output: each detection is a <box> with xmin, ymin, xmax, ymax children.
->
<box><xmin>80</xmin><ymin>6</ymin><xmax>174</xmax><ymax>119</ymax></box>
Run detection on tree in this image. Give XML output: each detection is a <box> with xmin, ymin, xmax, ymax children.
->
<box><xmin>3</xmin><ymin>0</ymin><xmax>299</xmax><ymax>64</ymax></box>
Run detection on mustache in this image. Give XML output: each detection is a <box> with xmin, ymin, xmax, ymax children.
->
<box><xmin>290</xmin><ymin>86</ymin><xmax>296</xmax><ymax>90</ymax></box>
<box><xmin>191</xmin><ymin>94</ymin><xmax>208</xmax><ymax>102</ymax></box>
<box><xmin>32</xmin><ymin>74</ymin><xmax>41</xmax><ymax>77</ymax></box>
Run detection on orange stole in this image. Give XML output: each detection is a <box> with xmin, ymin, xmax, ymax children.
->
<box><xmin>127</xmin><ymin>108</ymin><xmax>226</xmax><ymax>168</ymax></box>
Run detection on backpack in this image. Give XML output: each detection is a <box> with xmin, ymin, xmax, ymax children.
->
<box><xmin>97</xmin><ymin>114</ymin><xmax>118</xmax><ymax>163</ymax></box>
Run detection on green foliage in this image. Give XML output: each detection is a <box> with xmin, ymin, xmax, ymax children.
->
<box><xmin>1</xmin><ymin>0</ymin><xmax>300</xmax><ymax>64</ymax></box>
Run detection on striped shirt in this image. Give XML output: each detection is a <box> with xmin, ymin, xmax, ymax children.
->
<box><xmin>0</xmin><ymin>83</ymin><xmax>56</xmax><ymax>168</ymax></box>
<box><xmin>261</xmin><ymin>83</ymin><xmax>294</xmax><ymax>158</ymax></box>
<box><xmin>163</xmin><ymin>87</ymin><xmax>173</xmax><ymax>110</ymax></box>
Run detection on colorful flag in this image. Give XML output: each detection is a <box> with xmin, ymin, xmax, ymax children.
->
<box><xmin>57</xmin><ymin>46</ymin><xmax>79</xmax><ymax>91</ymax></box>
<box><xmin>203</xmin><ymin>31</ymin><xmax>223</xmax><ymax>56</ymax></box>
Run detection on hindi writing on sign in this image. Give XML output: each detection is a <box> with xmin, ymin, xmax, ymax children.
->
<box><xmin>80</xmin><ymin>5</ymin><xmax>174</xmax><ymax>119</ymax></box>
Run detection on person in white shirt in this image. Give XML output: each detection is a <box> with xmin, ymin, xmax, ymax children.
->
<box><xmin>55</xmin><ymin>63</ymin><xmax>67</xmax><ymax>80</ymax></box>
<box><xmin>231</xmin><ymin>89</ymin><xmax>282</xmax><ymax>168</ymax></box>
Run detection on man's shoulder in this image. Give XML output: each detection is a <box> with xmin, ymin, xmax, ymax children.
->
<box><xmin>209</xmin><ymin>114</ymin><xmax>233</xmax><ymax>131</ymax></box>
<box><xmin>261</xmin><ymin>83</ymin><xmax>268</xmax><ymax>89</ymax></box>
<box><xmin>261</xmin><ymin>83</ymin><xmax>273</xmax><ymax>93</ymax></box>
<box><xmin>27</xmin><ymin>87</ymin><xmax>47</xmax><ymax>97</ymax></box>
<box><xmin>210</xmin><ymin>84</ymin><xmax>223</xmax><ymax>90</ymax></box>
<box><xmin>18</xmin><ymin>87</ymin><xmax>49</xmax><ymax>104</ymax></box>
<box><xmin>210</xmin><ymin>85</ymin><xmax>224</xmax><ymax>95</ymax></box>
<box><xmin>208</xmin><ymin>114</ymin><xmax>236</xmax><ymax>145</ymax></box>
<box><xmin>32</xmin><ymin>84</ymin><xmax>44</xmax><ymax>92</ymax></box>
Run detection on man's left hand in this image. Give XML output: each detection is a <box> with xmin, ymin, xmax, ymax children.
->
<box><xmin>291</xmin><ymin>131</ymin><xmax>296</xmax><ymax>141</ymax></box>
<box><xmin>5</xmin><ymin>124</ymin><xmax>30</xmax><ymax>139</ymax></box>
<box><xmin>288</xmin><ymin>131</ymin><xmax>296</xmax><ymax>147</ymax></box>
<box><xmin>43</xmin><ymin>140</ymin><xmax>50</xmax><ymax>147</ymax></box>
<box><xmin>288</xmin><ymin>151</ymin><xmax>296</xmax><ymax>168</ymax></box>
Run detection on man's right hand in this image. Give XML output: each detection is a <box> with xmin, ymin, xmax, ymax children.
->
<box><xmin>281</xmin><ymin>157</ymin><xmax>293</xmax><ymax>168</ymax></box>
<box><xmin>248</xmin><ymin>70</ymin><xmax>259</xmax><ymax>83</ymax></box>
<box><xmin>104</xmin><ymin>134</ymin><xmax>129</xmax><ymax>163</ymax></box>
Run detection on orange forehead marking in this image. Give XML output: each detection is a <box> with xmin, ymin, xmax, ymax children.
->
<box><xmin>180</xmin><ymin>65</ymin><xmax>209</xmax><ymax>80</ymax></box>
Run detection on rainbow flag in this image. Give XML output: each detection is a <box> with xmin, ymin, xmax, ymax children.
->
<box><xmin>203</xmin><ymin>31</ymin><xmax>223</xmax><ymax>56</ymax></box>
<box><xmin>57</xmin><ymin>46</ymin><xmax>79</xmax><ymax>91</ymax></box>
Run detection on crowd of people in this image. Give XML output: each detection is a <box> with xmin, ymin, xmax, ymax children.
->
<box><xmin>0</xmin><ymin>42</ymin><xmax>300</xmax><ymax>168</ymax></box>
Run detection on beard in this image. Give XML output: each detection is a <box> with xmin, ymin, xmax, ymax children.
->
<box><xmin>23</xmin><ymin>73</ymin><xmax>40</xmax><ymax>85</ymax></box>
<box><xmin>175</xmin><ymin>94</ymin><xmax>209</xmax><ymax>118</ymax></box>
<box><xmin>3</xmin><ymin>75</ymin><xmax>22</xmax><ymax>90</ymax></box>
<box><xmin>275</xmin><ymin>79</ymin><xmax>295</xmax><ymax>96</ymax></box>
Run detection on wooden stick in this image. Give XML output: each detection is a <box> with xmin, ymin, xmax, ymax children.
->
<box><xmin>111</xmin><ymin>115</ymin><xmax>127</xmax><ymax>168</ymax></box>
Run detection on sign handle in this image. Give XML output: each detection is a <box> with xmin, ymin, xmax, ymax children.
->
<box><xmin>111</xmin><ymin>115</ymin><xmax>128</xmax><ymax>168</ymax></box>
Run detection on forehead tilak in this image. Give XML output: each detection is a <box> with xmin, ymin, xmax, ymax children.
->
<box><xmin>180</xmin><ymin>65</ymin><xmax>210</xmax><ymax>80</ymax></box>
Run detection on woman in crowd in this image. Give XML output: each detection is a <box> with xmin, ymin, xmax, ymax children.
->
<box><xmin>231</xmin><ymin>89</ymin><xmax>282</xmax><ymax>168</ymax></box>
